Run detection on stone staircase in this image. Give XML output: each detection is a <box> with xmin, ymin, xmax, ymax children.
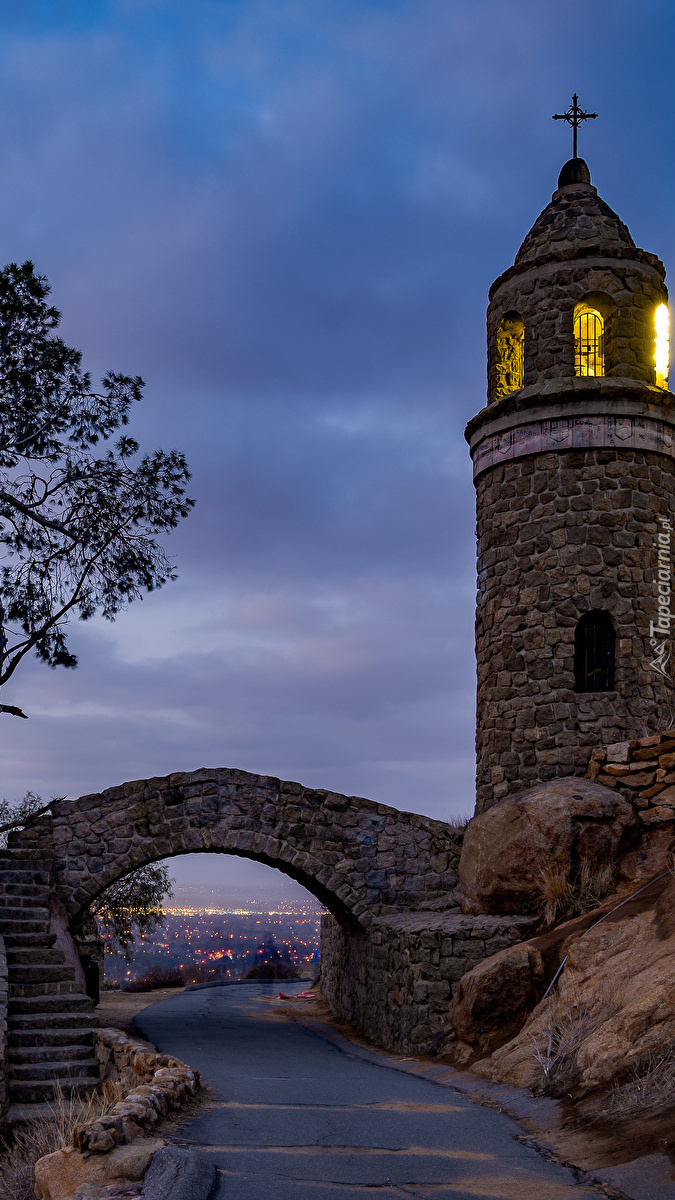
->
<box><xmin>0</xmin><ymin>850</ymin><xmax>100</xmax><ymax>1123</ymax></box>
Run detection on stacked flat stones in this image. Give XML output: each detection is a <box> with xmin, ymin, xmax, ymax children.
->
<box><xmin>77</xmin><ymin>1030</ymin><xmax>199</xmax><ymax>1153</ymax></box>
<box><xmin>466</xmin><ymin>158</ymin><xmax>675</xmax><ymax>812</ymax></box>
<box><xmin>588</xmin><ymin>727</ymin><xmax>675</xmax><ymax>825</ymax></box>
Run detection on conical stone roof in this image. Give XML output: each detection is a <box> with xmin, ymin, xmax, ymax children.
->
<box><xmin>514</xmin><ymin>157</ymin><xmax>635</xmax><ymax>268</ymax></box>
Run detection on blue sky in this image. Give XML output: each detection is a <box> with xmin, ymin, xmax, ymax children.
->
<box><xmin>1</xmin><ymin>0</ymin><xmax>674</xmax><ymax>890</ymax></box>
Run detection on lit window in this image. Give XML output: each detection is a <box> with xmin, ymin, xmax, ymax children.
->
<box><xmin>574</xmin><ymin>611</ymin><xmax>615</xmax><ymax>693</ymax></box>
<box><xmin>495</xmin><ymin>313</ymin><xmax>524</xmax><ymax>398</ymax></box>
<box><xmin>655</xmin><ymin>303</ymin><xmax>670</xmax><ymax>389</ymax></box>
<box><xmin>574</xmin><ymin>305</ymin><xmax>604</xmax><ymax>377</ymax></box>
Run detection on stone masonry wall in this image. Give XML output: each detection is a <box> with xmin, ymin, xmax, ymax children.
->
<box><xmin>320</xmin><ymin>911</ymin><xmax>538</xmax><ymax>1054</ymax></box>
<box><xmin>475</xmin><ymin>447</ymin><xmax>675</xmax><ymax>812</ymax></box>
<box><xmin>589</xmin><ymin>727</ymin><xmax>675</xmax><ymax>828</ymax></box>
<box><xmin>0</xmin><ymin>936</ymin><xmax>6</xmax><ymax>1124</ymax></box>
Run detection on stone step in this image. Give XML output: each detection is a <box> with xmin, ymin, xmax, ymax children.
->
<box><xmin>7</xmin><ymin>948</ymin><xmax>65</xmax><ymax>966</ymax></box>
<box><xmin>0</xmin><ymin>853</ymin><xmax>53</xmax><ymax>866</ymax></box>
<box><xmin>4</xmin><ymin>933</ymin><xmax>56</xmax><ymax>948</ymax></box>
<box><xmin>9</xmin><ymin>1010</ymin><xmax>98</xmax><ymax>1030</ymax></box>
<box><xmin>10</xmin><ymin>964</ymin><xmax>75</xmax><ymax>984</ymax></box>
<box><xmin>10</xmin><ymin>980</ymin><xmax>80</xmax><ymax>999</ymax></box>
<box><xmin>7</xmin><ymin>1102</ymin><xmax>56</xmax><ymax>1126</ymax></box>
<box><xmin>0</xmin><ymin>870</ymin><xmax>51</xmax><ymax>886</ymax></box>
<box><xmin>10</xmin><ymin>1026</ymin><xmax>95</xmax><ymax>1048</ymax></box>
<box><xmin>0</xmin><ymin>882</ymin><xmax>51</xmax><ymax>899</ymax></box>
<box><xmin>9</xmin><ymin>993</ymin><xmax>95</xmax><ymax>1016</ymax></box>
<box><xmin>9</xmin><ymin>1056</ymin><xmax>98</xmax><ymax>1079</ymax></box>
<box><xmin>8</xmin><ymin>1076</ymin><xmax>99</xmax><ymax>1104</ymax></box>
<box><xmin>0</xmin><ymin>904</ymin><xmax>50</xmax><ymax>919</ymax></box>
<box><xmin>0</xmin><ymin>918</ymin><xmax>51</xmax><ymax>936</ymax></box>
<box><xmin>9</xmin><ymin>1043</ymin><xmax>96</xmax><ymax>1065</ymax></box>
<box><xmin>0</xmin><ymin>891</ymin><xmax>51</xmax><ymax>908</ymax></box>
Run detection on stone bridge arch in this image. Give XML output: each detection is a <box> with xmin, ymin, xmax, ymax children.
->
<box><xmin>11</xmin><ymin>767</ymin><xmax>461</xmax><ymax>930</ymax></box>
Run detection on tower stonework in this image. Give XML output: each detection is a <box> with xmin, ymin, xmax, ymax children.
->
<box><xmin>466</xmin><ymin>158</ymin><xmax>675</xmax><ymax>813</ymax></box>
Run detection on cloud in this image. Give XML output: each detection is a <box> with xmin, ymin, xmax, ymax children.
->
<box><xmin>0</xmin><ymin>0</ymin><xmax>673</xmax><ymax>889</ymax></box>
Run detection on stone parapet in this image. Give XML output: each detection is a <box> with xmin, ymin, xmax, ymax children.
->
<box><xmin>94</xmin><ymin>1027</ymin><xmax>188</xmax><ymax>1093</ymax></box>
<box><xmin>320</xmin><ymin>910</ymin><xmax>538</xmax><ymax>1054</ymax></box>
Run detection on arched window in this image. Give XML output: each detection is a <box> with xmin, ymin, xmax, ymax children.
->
<box><xmin>654</xmin><ymin>303</ymin><xmax>670</xmax><ymax>389</ymax></box>
<box><xmin>574</xmin><ymin>611</ymin><xmax>615</xmax><ymax>693</ymax></box>
<box><xmin>574</xmin><ymin>304</ymin><xmax>604</xmax><ymax>377</ymax></box>
<box><xmin>495</xmin><ymin>313</ymin><xmax>524</xmax><ymax>398</ymax></box>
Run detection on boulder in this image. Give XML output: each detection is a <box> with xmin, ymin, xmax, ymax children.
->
<box><xmin>445</xmin><ymin>942</ymin><xmax>545</xmax><ymax>1063</ymax></box>
<box><xmin>459</xmin><ymin>778</ymin><xmax>637</xmax><ymax>916</ymax></box>
<box><xmin>141</xmin><ymin>1146</ymin><xmax>216</xmax><ymax>1200</ymax></box>
<box><xmin>451</xmin><ymin>944</ymin><xmax>545</xmax><ymax>1039</ymax></box>
<box><xmin>35</xmin><ymin>1139</ymin><xmax>164</xmax><ymax>1200</ymax></box>
<box><xmin>34</xmin><ymin>1146</ymin><xmax>88</xmax><ymax>1200</ymax></box>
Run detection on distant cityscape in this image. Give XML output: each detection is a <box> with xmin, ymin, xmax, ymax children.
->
<box><xmin>103</xmin><ymin>883</ymin><xmax>325</xmax><ymax>987</ymax></box>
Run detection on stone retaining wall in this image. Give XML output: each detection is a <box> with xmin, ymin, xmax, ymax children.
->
<box><xmin>588</xmin><ymin>728</ymin><xmax>675</xmax><ymax>826</ymax></box>
<box><xmin>74</xmin><ymin>1029</ymin><xmax>200</xmax><ymax>1153</ymax></box>
<box><xmin>95</xmin><ymin>1028</ymin><xmax>190</xmax><ymax>1094</ymax></box>
<box><xmin>320</xmin><ymin>911</ymin><xmax>538</xmax><ymax>1053</ymax></box>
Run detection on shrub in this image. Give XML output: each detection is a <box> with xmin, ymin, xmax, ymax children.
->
<box><xmin>444</xmin><ymin>812</ymin><xmax>472</xmax><ymax>831</ymax></box>
<box><xmin>598</xmin><ymin>1050</ymin><xmax>675</xmax><ymax>1120</ymax></box>
<box><xmin>245</xmin><ymin>960</ymin><xmax>300</xmax><ymax>980</ymax></box>
<box><xmin>122</xmin><ymin>965</ymin><xmax>184</xmax><ymax>992</ymax></box>
<box><xmin>531</xmin><ymin>996</ymin><xmax>610</xmax><ymax>1098</ymax></box>
<box><xmin>536</xmin><ymin>860</ymin><xmax>614</xmax><ymax>929</ymax></box>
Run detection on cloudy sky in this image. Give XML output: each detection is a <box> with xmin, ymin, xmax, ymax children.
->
<box><xmin>1</xmin><ymin>0</ymin><xmax>673</xmax><ymax>893</ymax></box>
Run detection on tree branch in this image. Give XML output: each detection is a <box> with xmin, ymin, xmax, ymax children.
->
<box><xmin>0</xmin><ymin>488</ymin><xmax>78</xmax><ymax>540</ymax></box>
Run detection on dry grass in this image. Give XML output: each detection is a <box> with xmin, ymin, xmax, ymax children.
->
<box><xmin>444</xmin><ymin>812</ymin><xmax>472</xmax><ymax>831</ymax></box>
<box><xmin>531</xmin><ymin>997</ymin><xmax>609</xmax><ymax>1098</ymax></box>
<box><xmin>0</xmin><ymin>1085</ymin><xmax>118</xmax><ymax>1200</ymax></box>
<box><xmin>597</xmin><ymin>1050</ymin><xmax>675</xmax><ymax>1121</ymax></box>
<box><xmin>536</xmin><ymin>860</ymin><xmax>615</xmax><ymax>929</ymax></box>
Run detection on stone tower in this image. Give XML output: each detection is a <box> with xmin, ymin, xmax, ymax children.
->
<box><xmin>466</xmin><ymin>157</ymin><xmax>675</xmax><ymax>813</ymax></box>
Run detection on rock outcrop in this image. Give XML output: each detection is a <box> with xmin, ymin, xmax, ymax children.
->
<box><xmin>450</xmin><ymin>873</ymin><xmax>675</xmax><ymax>1098</ymax></box>
<box><xmin>443</xmin><ymin>941</ymin><xmax>546</xmax><ymax>1066</ymax></box>
<box><xmin>459</xmin><ymin>778</ymin><xmax>637</xmax><ymax>915</ymax></box>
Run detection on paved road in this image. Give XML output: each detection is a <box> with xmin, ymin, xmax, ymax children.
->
<box><xmin>136</xmin><ymin>981</ymin><xmax>602</xmax><ymax>1200</ymax></box>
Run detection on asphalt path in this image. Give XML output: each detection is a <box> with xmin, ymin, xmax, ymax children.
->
<box><xmin>135</xmin><ymin>980</ymin><xmax>602</xmax><ymax>1200</ymax></box>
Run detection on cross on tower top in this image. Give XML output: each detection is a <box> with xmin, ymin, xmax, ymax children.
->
<box><xmin>552</xmin><ymin>93</ymin><xmax>597</xmax><ymax>159</ymax></box>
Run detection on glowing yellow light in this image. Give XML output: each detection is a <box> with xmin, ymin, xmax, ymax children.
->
<box><xmin>655</xmin><ymin>303</ymin><xmax>670</xmax><ymax>389</ymax></box>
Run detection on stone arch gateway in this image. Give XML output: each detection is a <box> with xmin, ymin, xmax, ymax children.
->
<box><xmin>2</xmin><ymin>766</ymin><xmax>498</xmax><ymax>1118</ymax></box>
<box><xmin>10</xmin><ymin>766</ymin><xmax>461</xmax><ymax>930</ymax></box>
